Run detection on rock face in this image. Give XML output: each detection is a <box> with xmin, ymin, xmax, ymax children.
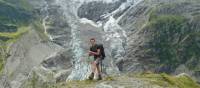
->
<box><xmin>0</xmin><ymin>0</ymin><xmax>200</xmax><ymax>88</ymax></box>
<box><xmin>77</xmin><ymin>0</ymin><xmax>124</xmax><ymax>22</ymax></box>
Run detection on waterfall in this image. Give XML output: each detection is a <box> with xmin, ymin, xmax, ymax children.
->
<box><xmin>103</xmin><ymin>16</ymin><xmax>126</xmax><ymax>66</ymax></box>
<box><xmin>41</xmin><ymin>0</ymin><xmax>53</xmax><ymax>40</ymax></box>
<box><xmin>53</xmin><ymin>0</ymin><xmax>92</xmax><ymax>80</ymax></box>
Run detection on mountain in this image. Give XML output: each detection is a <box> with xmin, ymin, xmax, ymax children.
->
<box><xmin>0</xmin><ymin>0</ymin><xmax>200</xmax><ymax>88</ymax></box>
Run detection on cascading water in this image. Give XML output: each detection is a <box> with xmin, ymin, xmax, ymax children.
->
<box><xmin>41</xmin><ymin>0</ymin><xmax>53</xmax><ymax>40</ymax></box>
<box><xmin>53</xmin><ymin>0</ymin><xmax>92</xmax><ymax>80</ymax></box>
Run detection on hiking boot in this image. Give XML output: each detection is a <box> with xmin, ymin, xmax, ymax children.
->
<box><xmin>88</xmin><ymin>73</ymin><xmax>94</xmax><ymax>80</ymax></box>
<box><xmin>97</xmin><ymin>74</ymin><xmax>102</xmax><ymax>80</ymax></box>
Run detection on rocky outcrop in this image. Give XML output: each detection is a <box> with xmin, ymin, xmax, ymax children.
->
<box><xmin>1</xmin><ymin>26</ymin><xmax>68</xmax><ymax>87</ymax></box>
<box><xmin>77</xmin><ymin>0</ymin><xmax>124</xmax><ymax>22</ymax></box>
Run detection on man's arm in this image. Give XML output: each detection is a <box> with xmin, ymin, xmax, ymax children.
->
<box><xmin>89</xmin><ymin>49</ymin><xmax>100</xmax><ymax>56</ymax></box>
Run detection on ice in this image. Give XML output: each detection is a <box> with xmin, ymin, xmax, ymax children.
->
<box><xmin>74</xmin><ymin>0</ymin><xmax>119</xmax><ymax>3</ymax></box>
<box><xmin>103</xmin><ymin>16</ymin><xmax>126</xmax><ymax>60</ymax></box>
<box><xmin>80</xmin><ymin>18</ymin><xmax>102</xmax><ymax>27</ymax></box>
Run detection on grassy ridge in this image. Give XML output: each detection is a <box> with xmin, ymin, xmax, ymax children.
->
<box><xmin>21</xmin><ymin>72</ymin><xmax>200</xmax><ymax>88</ymax></box>
<box><xmin>0</xmin><ymin>26</ymin><xmax>29</xmax><ymax>43</ymax></box>
<box><xmin>134</xmin><ymin>73</ymin><xmax>200</xmax><ymax>88</ymax></box>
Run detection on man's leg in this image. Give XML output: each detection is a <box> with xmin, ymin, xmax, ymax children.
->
<box><xmin>89</xmin><ymin>61</ymin><xmax>95</xmax><ymax>80</ymax></box>
<box><xmin>91</xmin><ymin>61</ymin><xmax>96</xmax><ymax>73</ymax></box>
<box><xmin>95</xmin><ymin>59</ymin><xmax>102</xmax><ymax>80</ymax></box>
<box><xmin>96</xmin><ymin>64</ymin><xmax>101</xmax><ymax>74</ymax></box>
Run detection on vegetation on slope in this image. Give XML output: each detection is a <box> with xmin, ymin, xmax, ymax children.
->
<box><xmin>134</xmin><ymin>72</ymin><xmax>200</xmax><ymax>88</ymax></box>
<box><xmin>0</xmin><ymin>0</ymin><xmax>33</xmax><ymax>74</ymax></box>
<box><xmin>143</xmin><ymin>2</ymin><xmax>200</xmax><ymax>73</ymax></box>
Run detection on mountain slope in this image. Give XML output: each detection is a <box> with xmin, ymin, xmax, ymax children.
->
<box><xmin>0</xmin><ymin>0</ymin><xmax>33</xmax><ymax>74</ymax></box>
<box><xmin>0</xmin><ymin>0</ymin><xmax>200</xmax><ymax>88</ymax></box>
<box><xmin>119</xmin><ymin>0</ymin><xmax>200</xmax><ymax>82</ymax></box>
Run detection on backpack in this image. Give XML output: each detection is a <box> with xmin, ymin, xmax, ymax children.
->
<box><xmin>97</xmin><ymin>44</ymin><xmax>106</xmax><ymax>60</ymax></box>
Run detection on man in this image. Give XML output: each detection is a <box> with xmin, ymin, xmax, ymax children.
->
<box><xmin>88</xmin><ymin>38</ymin><xmax>102</xmax><ymax>80</ymax></box>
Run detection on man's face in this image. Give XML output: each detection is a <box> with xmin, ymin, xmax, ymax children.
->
<box><xmin>90</xmin><ymin>40</ymin><xmax>95</xmax><ymax>45</ymax></box>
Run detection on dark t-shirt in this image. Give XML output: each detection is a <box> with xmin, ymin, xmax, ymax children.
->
<box><xmin>90</xmin><ymin>44</ymin><xmax>100</xmax><ymax>59</ymax></box>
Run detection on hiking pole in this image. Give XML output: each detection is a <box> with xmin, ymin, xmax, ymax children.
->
<box><xmin>101</xmin><ymin>60</ymin><xmax>102</xmax><ymax>73</ymax></box>
<box><xmin>100</xmin><ymin>58</ymin><xmax>103</xmax><ymax>74</ymax></box>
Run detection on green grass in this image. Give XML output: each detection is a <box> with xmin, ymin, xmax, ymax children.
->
<box><xmin>134</xmin><ymin>73</ymin><xmax>200</xmax><ymax>88</ymax></box>
<box><xmin>0</xmin><ymin>42</ymin><xmax>7</xmax><ymax>75</ymax></box>
<box><xmin>0</xmin><ymin>26</ymin><xmax>29</xmax><ymax>43</ymax></box>
<box><xmin>22</xmin><ymin>72</ymin><xmax>200</xmax><ymax>88</ymax></box>
<box><xmin>0</xmin><ymin>56</ymin><xmax>4</xmax><ymax>75</ymax></box>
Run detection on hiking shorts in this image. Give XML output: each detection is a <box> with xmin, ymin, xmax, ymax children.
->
<box><xmin>93</xmin><ymin>57</ymin><xmax>101</xmax><ymax>65</ymax></box>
